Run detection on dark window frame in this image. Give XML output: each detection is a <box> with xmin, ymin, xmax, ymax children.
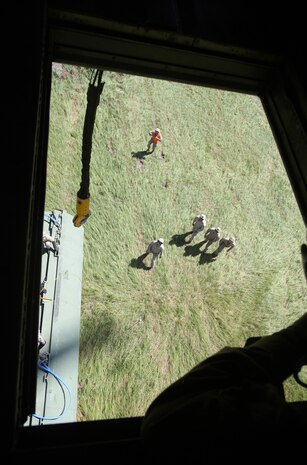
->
<box><xmin>11</xmin><ymin>7</ymin><xmax>307</xmax><ymax>459</ymax></box>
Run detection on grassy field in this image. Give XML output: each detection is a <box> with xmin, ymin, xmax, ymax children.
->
<box><xmin>45</xmin><ymin>64</ymin><xmax>307</xmax><ymax>421</ymax></box>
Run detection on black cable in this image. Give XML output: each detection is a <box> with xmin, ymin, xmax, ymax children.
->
<box><xmin>78</xmin><ymin>69</ymin><xmax>104</xmax><ymax>199</ymax></box>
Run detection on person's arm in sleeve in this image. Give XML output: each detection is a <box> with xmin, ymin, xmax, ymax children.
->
<box><xmin>243</xmin><ymin>312</ymin><xmax>307</xmax><ymax>383</ymax></box>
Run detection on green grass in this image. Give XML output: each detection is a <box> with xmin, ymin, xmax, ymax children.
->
<box><xmin>45</xmin><ymin>64</ymin><xmax>307</xmax><ymax>421</ymax></box>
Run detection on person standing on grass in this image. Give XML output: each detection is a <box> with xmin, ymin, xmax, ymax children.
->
<box><xmin>201</xmin><ymin>226</ymin><xmax>221</xmax><ymax>252</ymax></box>
<box><xmin>145</xmin><ymin>238</ymin><xmax>165</xmax><ymax>268</ymax></box>
<box><xmin>147</xmin><ymin>128</ymin><xmax>162</xmax><ymax>152</ymax></box>
<box><xmin>212</xmin><ymin>235</ymin><xmax>236</xmax><ymax>257</ymax></box>
<box><xmin>187</xmin><ymin>214</ymin><xmax>207</xmax><ymax>243</ymax></box>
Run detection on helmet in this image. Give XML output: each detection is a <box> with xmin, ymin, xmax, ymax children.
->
<box><xmin>158</xmin><ymin>238</ymin><xmax>164</xmax><ymax>244</ymax></box>
<box><xmin>155</xmin><ymin>128</ymin><xmax>160</xmax><ymax>133</ymax></box>
<box><xmin>216</xmin><ymin>227</ymin><xmax>221</xmax><ymax>232</ymax></box>
<box><xmin>200</xmin><ymin>214</ymin><xmax>206</xmax><ymax>220</ymax></box>
<box><xmin>229</xmin><ymin>236</ymin><xmax>235</xmax><ymax>242</ymax></box>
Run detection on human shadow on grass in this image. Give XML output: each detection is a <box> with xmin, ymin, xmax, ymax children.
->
<box><xmin>183</xmin><ymin>240</ymin><xmax>206</xmax><ymax>257</ymax></box>
<box><xmin>129</xmin><ymin>253</ymin><xmax>151</xmax><ymax>271</ymax></box>
<box><xmin>199</xmin><ymin>252</ymin><xmax>217</xmax><ymax>266</ymax></box>
<box><xmin>169</xmin><ymin>232</ymin><xmax>193</xmax><ymax>247</ymax></box>
<box><xmin>131</xmin><ymin>150</ymin><xmax>151</xmax><ymax>160</ymax></box>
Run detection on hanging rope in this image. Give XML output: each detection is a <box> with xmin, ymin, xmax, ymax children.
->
<box><xmin>73</xmin><ymin>69</ymin><xmax>105</xmax><ymax>227</ymax></box>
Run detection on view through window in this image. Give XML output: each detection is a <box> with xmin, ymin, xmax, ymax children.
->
<box><xmin>28</xmin><ymin>63</ymin><xmax>307</xmax><ymax>425</ymax></box>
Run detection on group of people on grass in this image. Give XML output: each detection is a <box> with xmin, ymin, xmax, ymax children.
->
<box><xmin>188</xmin><ymin>213</ymin><xmax>236</xmax><ymax>257</ymax></box>
<box><xmin>144</xmin><ymin>128</ymin><xmax>236</xmax><ymax>269</ymax></box>
<box><xmin>143</xmin><ymin>213</ymin><xmax>236</xmax><ymax>269</ymax></box>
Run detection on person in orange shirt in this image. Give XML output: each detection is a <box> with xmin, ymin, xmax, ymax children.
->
<box><xmin>147</xmin><ymin>127</ymin><xmax>163</xmax><ymax>152</ymax></box>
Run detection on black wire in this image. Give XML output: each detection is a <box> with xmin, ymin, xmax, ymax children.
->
<box><xmin>78</xmin><ymin>69</ymin><xmax>104</xmax><ymax>199</ymax></box>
